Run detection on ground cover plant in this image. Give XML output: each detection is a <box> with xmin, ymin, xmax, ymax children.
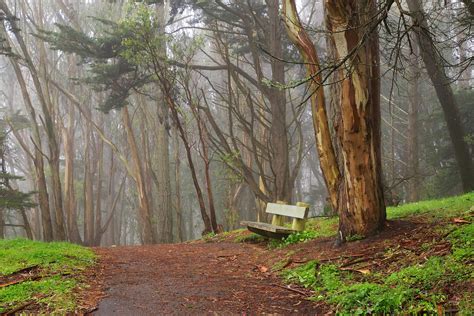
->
<box><xmin>279</xmin><ymin>192</ymin><xmax>474</xmax><ymax>314</ymax></box>
<box><xmin>0</xmin><ymin>239</ymin><xmax>96</xmax><ymax>313</ymax></box>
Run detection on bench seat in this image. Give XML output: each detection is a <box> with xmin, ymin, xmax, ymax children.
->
<box><xmin>240</xmin><ymin>221</ymin><xmax>295</xmax><ymax>239</ymax></box>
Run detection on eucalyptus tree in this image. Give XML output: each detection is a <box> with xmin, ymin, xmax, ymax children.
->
<box><xmin>283</xmin><ymin>0</ymin><xmax>386</xmax><ymax>240</ymax></box>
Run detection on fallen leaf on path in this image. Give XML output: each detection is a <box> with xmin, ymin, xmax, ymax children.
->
<box><xmin>258</xmin><ymin>265</ymin><xmax>268</xmax><ymax>273</ymax></box>
<box><xmin>340</xmin><ymin>267</ymin><xmax>371</xmax><ymax>274</ymax></box>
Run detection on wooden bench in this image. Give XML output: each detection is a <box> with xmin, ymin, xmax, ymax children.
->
<box><xmin>241</xmin><ymin>202</ymin><xmax>310</xmax><ymax>239</ymax></box>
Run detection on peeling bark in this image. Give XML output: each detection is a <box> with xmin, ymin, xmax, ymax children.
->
<box><xmin>283</xmin><ymin>0</ymin><xmax>386</xmax><ymax>240</ymax></box>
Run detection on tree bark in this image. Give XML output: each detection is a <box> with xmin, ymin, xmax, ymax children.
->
<box><xmin>407</xmin><ymin>0</ymin><xmax>474</xmax><ymax>192</ymax></box>
<box><xmin>283</xmin><ymin>0</ymin><xmax>386</xmax><ymax>239</ymax></box>
<box><xmin>63</xmin><ymin>105</ymin><xmax>82</xmax><ymax>243</ymax></box>
<box><xmin>326</xmin><ymin>0</ymin><xmax>386</xmax><ymax>238</ymax></box>
<box><xmin>154</xmin><ymin>1</ymin><xmax>173</xmax><ymax>243</ymax></box>
<box><xmin>122</xmin><ymin>107</ymin><xmax>156</xmax><ymax>244</ymax></box>
<box><xmin>266</xmin><ymin>0</ymin><xmax>291</xmax><ymax>203</ymax></box>
<box><xmin>93</xmin><ymin>135</ymin><xmax>104</xmax><ymax>246</ymax></box>
<box><xmin>83</xmin><ymin>123</ymin><xmax>95</xmax><ymax>246</ymax></box>
<box><xmin>173</xmin><ymin>125</ymin><xmax>183</xmax><ymax>242</ymax></box>
<box><xmin>282</xmin><ymin>0</ymin><xmax>341</xmax><ymax>211</ymax></box>
<box><xmin>156</xmin><ymin>103</ymin><xmax>173</xmax><ymax>243</ymax></box>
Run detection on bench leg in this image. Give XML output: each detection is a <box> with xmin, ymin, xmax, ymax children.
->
<box><xmin>292</xmin><ymin>218</ymin><xmax>306</xmax><ymax>231</ymax></box>
<box><xmin>271</xmin><ymin>215</ymin><xmax>284</xmax><ymax>226</ymax></box>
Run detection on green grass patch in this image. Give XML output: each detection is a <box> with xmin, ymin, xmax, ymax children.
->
<box><xmin>387</xmin><ymin>191</ymin><xmax>473</xmax><ymax>220</ymax></box>
<box><xmin>0</xmin><ymin>239</ymin><xmax>96</xmax><ymax>313</ymax></box>
<box><xmin>305</xmin><ymin>217</ymin><xmax>339</xmax><ymax>238</ymax></box>
<box><xmin>268</xmin><ymin>217</ymin><xmax>339</xmax><ymax>248</ymax></box>
<box><xmin>448</xmin><ymin>223</ymin><xmax>474</xmax><ymax>261</ymax></box>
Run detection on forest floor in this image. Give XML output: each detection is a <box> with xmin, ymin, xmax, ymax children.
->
<box><xmin>92</xmin><ymin>193</ymin><xmax>474</xmax><ymax>315</ymax></box>
<box><xmin>1</xmin><ymin>193</ymin><xmax>472</xmax><ymax>314</ymax></box>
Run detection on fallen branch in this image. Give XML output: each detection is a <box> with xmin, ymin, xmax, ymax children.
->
<box><xmin>272</xmin><ymin>283</ymin><xmax>311</xmax><ymax>297</ymax></box>
<box><xmin>340</xmin><ymin>256</ymin><xmax>375</xmax><ymax>268</ymax></box>
<box><xmin>0</xmin><ymin>275</ymin><xmax>41</xmax><ymax>288</ymax></box>
<box><xmin>272</xmin><ymin>259</ymin><xmax>293</xmax><ymax>272</ymax></box>
<box><xmin>4</xmin><ymin>300</ymin><xmax>35</xmax><ymax>315</ymax></box>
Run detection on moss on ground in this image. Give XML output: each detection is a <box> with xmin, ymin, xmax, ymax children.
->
<box><xmin>0</xmin><ymin>239</ymin><xmax>96</xmax><ymax>313</ymax></box>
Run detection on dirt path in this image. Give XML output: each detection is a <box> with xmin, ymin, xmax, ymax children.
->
<box><xmin>93</xmin><ymin>242</ymin><xmax>321</xmax><ymax>315</ymax></box>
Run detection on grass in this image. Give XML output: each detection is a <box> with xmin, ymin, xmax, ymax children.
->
<box><xmin>386</xmin><ymin>191</ymin><xmax>473</xmax><ymax>220</ymax></box>
<box><xmin>0</xmin><ymin>239</ymin><xmax>96</xmax><ymax>313</ymax></box>
<box><xmin>280</xmin><ymin>192</ymin><xmax>474</xmax><ymax>314</ymax></box>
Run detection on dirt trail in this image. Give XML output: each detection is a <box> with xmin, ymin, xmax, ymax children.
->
<box><xmin>93</xmin><ymin>242</ymin><xmax>321</xmax><ymax>315</ymax></box>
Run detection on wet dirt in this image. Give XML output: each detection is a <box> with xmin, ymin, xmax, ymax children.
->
<box><xmin>93</xmin><ymin>242</ymin><xmax>321</xmax><ymax>315</ymax></box>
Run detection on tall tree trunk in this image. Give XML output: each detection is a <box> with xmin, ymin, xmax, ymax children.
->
<box><xmin>173</xmin><ymin>125</ymin><xmax>184</xmax><ymax>242</ymax></box>
<box><xmin>407</xmin><ymin>42</ymin><xmax>421</xmax><ymax>202</ymax></box>
<box><xmin>83</xmin><ymin>124</ymin><xmax>95</xmax><ymax>246</ymax></box>
<box><xmin>407</xmin><ymin>0</ymin><xmax>474</xmax><ymax>192</ymax></box>
<box><xmin>198</xmin><ymin>116</ymin><xmax>219</xmax><ymax>232</ymax></box>
<box><xmin>282</xmin><ymin>0</ymin><xmax>341</xmax><ymax>211</ymax></box>
<box><xmin>267</xmin><ymin>0</ymin><xmax>291</xmax><ymax>202</ymax></box>
<box><xmin>151</xmin><ymin>0</ymin><xmax>173</xmax><ymax>243</ymax></box>
<box><xmin>19</xmin><ymin>209</ymin><xmax>33</xmax><ymax>240</ymax></box>
<box><xmin>156</xmin><ymin>103</ymin><xmax>173</xmax><ymax>243</ymax></box>
<box><xmin>122</xmin><ymin>107</ymin><xmax>156</xmax><ymax>244</ymax></box>
<box><xmin>283</xmin><ymin>0</ymin><xmax>386</xmax><ymax>240</ymax></box>
<box><xmin>326</xmin><ymin>0</ymin><xmax>386</xmax><ymax>238</ymax></box>
<box><xmin>63</xmin><ymin>105</ymin><xmax>82</xmax><ymax>243</ymax></box>
<box><xmin>94</xmin><ymin>136</ymin><xmax>104</xmax><ymax>246</ymax></box>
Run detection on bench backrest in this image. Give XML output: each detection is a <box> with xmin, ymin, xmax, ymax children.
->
<box><xmin>266</xmin><ymin>203</ymin><xmax>309</xmax><ymax>219</ymax></box>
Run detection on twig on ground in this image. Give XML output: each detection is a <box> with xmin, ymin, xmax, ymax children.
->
<box><xmin>272</xmin><ymin>283</ymin><xmax>311</xmax><ymax>297</ymax></box>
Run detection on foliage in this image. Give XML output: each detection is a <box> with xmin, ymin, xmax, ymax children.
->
<box><xmin>202</xmin><ymin>231</ymin><xmax>216</xmax><ymax>242</ymax></box>
<box><xmin>283</xmin><ymin>260</ymin><xmax>318</xmax><ymax>288</ymax></box>
<box><xmin>268</xmin><ymin>217</ymin><xmax>339</xmax><ymax>248</ymax></box>
<box><xmin>0</xmin><ymin>119</ymin><xmax>36</xmax><ymax>211</ymax></box>
<box><xmin>283</xmin><ymin>255</ymin><xmax>470</xmax><ymax>314</ymax></box>
<box><xmin>276</xmin><ymin>231</ymin><xmax>319</xmax><ymax>247</ymax></box>
<box><xmin>0</xmin><ymin>184</ymin><xmax>36</xmax><ymax>210</ymax></box>
<box><xmin>38</xmin><ymin>4</ymin><xmax>160</xmax><ymax>112</ymax></box>
<box><xmin>0</xmin><ymin>239</ymin><xmax>96</xmax><ymax>313</ymax></box>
